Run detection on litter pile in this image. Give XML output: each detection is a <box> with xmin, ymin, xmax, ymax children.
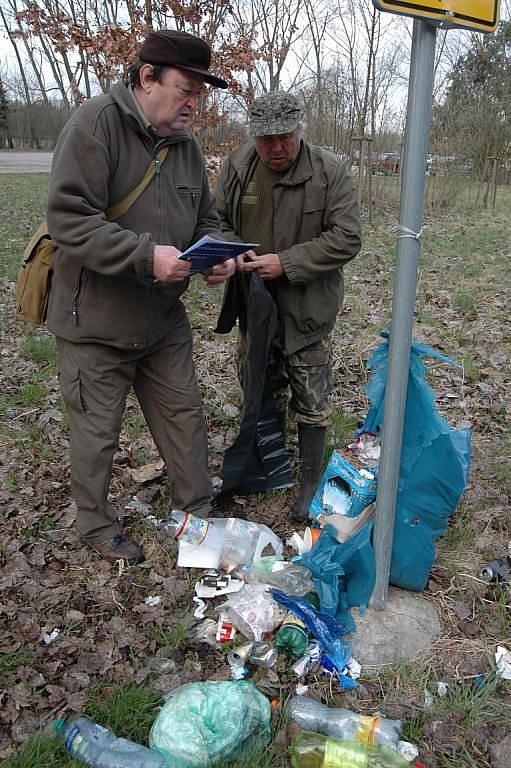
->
<box><xmin>55</xmin><ymin>502</ymin><xmax>424</xmax><ymax>768</ymax></box>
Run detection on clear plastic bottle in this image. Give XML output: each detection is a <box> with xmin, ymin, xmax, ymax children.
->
<box><xmin>290</xmin><ymin>732</ymin><xmax>409</xmax><ymax>768</ymax></box>
<box><xmin>54</xmin><ymin>716</ymin><xmax>168</xmax><ymax>768</ymax></box>
<box><xmin>287</xmin><ymin>696</ymin><xmax>402</xmax><ymax>748</ymax></box>
<box><xmin>244</xmin><ymin>559</ymin><xmax>315</xmax><ymax>596</ymax></box>
<box><xmin>160</xmin><ymin>509</ymin><xmax>225</xmax><ymax>548</ymax></box>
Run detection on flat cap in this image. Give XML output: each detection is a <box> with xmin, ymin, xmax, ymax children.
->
<box><xmin>139</xmin><ymin>30</ymin><xmax>228</xmax><ymax>89</ymax></box>
<box><xmin>249</xmin><ymin>91</ymin><xmax>301</xmax><ymax>137</ymax></box>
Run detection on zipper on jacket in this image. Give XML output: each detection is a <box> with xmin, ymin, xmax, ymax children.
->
<box><xmin>71</xmin><ymin>266</ymin><xmax>85</xmax><ymax>326</ymax></box>
<box><xmin>155</xmin><ymin>154</ymin><xmax>163</xmax><ymax>244</ymax></box>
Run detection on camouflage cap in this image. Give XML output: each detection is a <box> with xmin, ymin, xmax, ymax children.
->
<box><xmin>249</xmin><ymin>91</ymin><xmax>301</xmax><ymax>138</ymax></box>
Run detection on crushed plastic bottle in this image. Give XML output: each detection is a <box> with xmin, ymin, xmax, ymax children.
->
<box><xmin>287</xmin><ymin>696</ymin><xmax>402</xmax><ymax>748</ymax></box>
<box><xmin>54</xmin><ymin>716</ymin><xmax>168</xmax><ymax>768</ymax></box>
<box><xmin>290</xmin><ymin>732</ymin><xmax>409</xmax><ymax>768</ymax></box>
<box><xmin>242</xmin><ymin>558</ymin><xmax>315</xmax><ymax>596</ymax></box>
<box><xmin>275</xmin><ymin>612</ymin><xmax>310</xmax><ymax>657</ymax></box>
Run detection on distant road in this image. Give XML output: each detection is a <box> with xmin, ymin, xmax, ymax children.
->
<box><xmin>0</xmin><ymin>150</ymin><xmax>53</xmax><ymax>173</ymax></box>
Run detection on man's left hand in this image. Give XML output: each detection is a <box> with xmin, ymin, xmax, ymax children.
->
<box><xmin>243</xmin><ymin>252</ymin><xmax>284</xmax><ymax>280</ymax></box>
<box><xmin>203</xmin><ymin>258</ymin><xmax>236</xmax><ymax>286</ymax></box>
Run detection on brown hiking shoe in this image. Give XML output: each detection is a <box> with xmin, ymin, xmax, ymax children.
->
<box><xmin>86</xmin><ymin>534</ymin><xmax>145</xmax><ymax>564</ymax></box>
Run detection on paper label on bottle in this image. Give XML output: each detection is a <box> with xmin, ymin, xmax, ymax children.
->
<box><xmin>176</xmin><ymin>512</ymin><xmax>209</xmax><ymax>545</ymax></box>
<box><xmin>355</xmin><ymin>715</ymin><xmax>380</xmax><ymax>744</ymax></box>
<box><xmin>281</xmin><ymin>613</ymin><xmax>307</xmax><ymax>632</ymax></box>
<box><xmin>322</xmin><ymin>739</ymin><xmax>369</xmax><ymax>768</ymax></box>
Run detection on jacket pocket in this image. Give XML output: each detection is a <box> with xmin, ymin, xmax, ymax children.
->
<box><xmin>58</xmin><ymin>362</ymin><xmax>87</xmax><ymax>413</ymax></box>
<box><xmin>176</xmin><ymin>185</ymin><xmax>202</xmax><ymax>209</ymax></box>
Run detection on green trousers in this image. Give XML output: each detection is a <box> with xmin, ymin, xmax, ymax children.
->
<box><xmin>56</xmin><ymin>303</ymin><xmax>212</xmax><ymax>544</ymax></box>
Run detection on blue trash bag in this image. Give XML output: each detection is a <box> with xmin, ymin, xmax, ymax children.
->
<box><xmin>269</xmin><ymin>588</ymin><xmax>357</xmax><ymax>689</ymax></box>
<box><xmin>362</xmin><ymin>337</ymin><xmax>471</xmax><ymax>591</ymax></box>
<box><xmin>299</xmin><ymin>523</ymin><xmax>376</xmax><ymax>630</ymax></box>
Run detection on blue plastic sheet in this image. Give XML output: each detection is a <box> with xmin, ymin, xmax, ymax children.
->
<box><xmin>269</xmin><ymin>588</ymin><xmax>356</xmax><ymax>688</ymax></box>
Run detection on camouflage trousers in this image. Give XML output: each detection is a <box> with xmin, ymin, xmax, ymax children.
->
<box><xmin>237</xmin><ymin>328</ymin><xmax>332</xmax><ymax>427</ymax></box>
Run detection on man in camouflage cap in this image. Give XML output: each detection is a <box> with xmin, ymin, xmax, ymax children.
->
<box><xmin>215</xmin><ymin>91</ymin><xmax>361</xmax><ymax>521</ymax></box>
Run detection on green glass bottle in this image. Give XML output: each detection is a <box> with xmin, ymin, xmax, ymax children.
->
<box><xmin>275</xmin><ymin>612</ymin><xmax>309</xmax><ymax>657</ymax></box>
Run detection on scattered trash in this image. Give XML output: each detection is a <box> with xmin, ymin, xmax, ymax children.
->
<box><xmin>496</xmin><ymin>645</ymin><xmax>511</xmax><ymax>680</ymax></box>
<box><xmin>290</xmin><ymin>731</ymin><xmax>409</xmax><ymax>767</ymax></box>
<box><xmin>42</xmin><ymin>628</ymin><xmax>60</xmax><ymax>644</ymax></box>
<box><xmin>145</xmin><ymin>595</ymin><xmax>161</xmax><ymax>606</ymax></box>
<box><xmin>161</xmin><ymin>511</ymin><xmax>283</xmax><ymax>570</ymax></box>
<box><xmin>347</xmin><ymin>431</ymin><xmax>381</xmax><ymax>466</ymax></box>
<box><xmin>241</xmin><ymin>558</ymin><xmax>315</xmax><ymax>596</ymax></box>
<box><xmin>310</xmin><ymin>450</ymin><xmax>378</xmax><ymax>521</ymax></box>
<box><xmin>275</xmin><ymin>611</ymin><xmax>310</xmax><ymax>657</ymax></box>
<box><xmin>193</xmin><ymin>597</ymin><xmax>207</xmax><ymax>619</ymax></box>
<box><xmin>195</xmin><ymin>572</ymin><xmax>244</xmax><ymax>598</ymax></box>
<box><xmin>436</xmin><ymin>681</ymin><xmax>449</xmax><ymax>697</ymax></box>
<box><xmin>291</xmin><ymin>643</ymin><xmax>322</xmax><ymax>678</ymax></box>
<box><xmin>216</xmin><ymin>614</ymin><xmax>236</xmax><ymax>642</ymax></box>
<box><xmin>397</xmin><ymin>740</ymin><xmax>420</xmax><ymax>762</ymax></box>
<box><xmin>286</xmin><ymin>526</ymin><xmax>321</xmax><ymax>555</ymax></box>
<box><xmin>317</xmin><ymin>503</ymin><xmax>375</xmax><ymax>544</ymax></box>
<box><xmin>194</xmin><ymin>619</ymin><xmax>218</xmax><ymax>647</ymax></box>
<box><xmin>149</xmin><ymin>680</ymin><xmax>271</xmax><ymax>768</ymax></box>
<box><xmin>248</xmin><ymin>641</ymin><xmax>278</xmax><ymax>668</ymax></box>
<box><xmin>270</xmin><ymin>589</ymin><xmax>355</xmax><ymax>688</ymax></box>
<box><xmin>219</xmin><ymin>584</ymin><xmax>286</xmax><ymax>641</ymax></box>
<box><xmin>286</xmin><ymin>695</ymin><xmax>402</xmax><ymax>748</ymax></box>
<box><xmin>480</xmin><ymin>554</ymin><xmax>511</xmax><ymax>583</ymax></box>
<box><xmin>125</xmin><ymin>495</ymin><xmax>153</xmax><ymax>514</ymax></box>
<box><xmin>55</xmin><ymin>715</ymin><xmax>167</xmax><ymax>767</ymax></box>
<box><xmin>424</xmin><ymin>689</ymin><xmax>434</xmax><ymax>708</ymax></box>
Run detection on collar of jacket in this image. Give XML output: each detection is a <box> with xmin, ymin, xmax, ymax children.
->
<box><xmin>109</xmin><ymin>80</ymin><xmax>192</xmax><ymax>152</ymax></box>
<box><xmin>231</xmin><ymin>139</ymin><xmax>314</xmax><ymax>187</ymax></box>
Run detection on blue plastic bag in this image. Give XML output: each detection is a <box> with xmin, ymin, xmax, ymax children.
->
<box><xmin>362</xmin><ymin>337</ymin><xmax>471</xmax><ymax>590</ymax></box>
<box><xmin>269</xmin><ymin>588</ymin><xmax>356</xmax><ymax>688</ymax></box>
<box><xmin>299</xmin><ymin>523</ymin><xmax>376</xmax><ymax>629</ymax></box>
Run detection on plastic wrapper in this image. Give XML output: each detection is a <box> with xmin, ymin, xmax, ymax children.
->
<box><xmin>219</xmin><ymin>584</ymin><xmax>287</xmax><ymax>641</ymax></box>
<box><xmin>286</xmin><ymin>696</ymin><xmax>402</xmax><ymax>748</ymax></box>
<box><xmin>149</xmin><ymin>680</ymin><xmax>270</xmax><ymax>768</ymax></box>
<box><xmin>242</xmin><ymin>558</ymin><xmax>315</xmax><ymax>597</ymax></box>
<box><xmin>269</xmin><ymin>589</ymin><xmax>355</xmax><ymax>688</ymax></box>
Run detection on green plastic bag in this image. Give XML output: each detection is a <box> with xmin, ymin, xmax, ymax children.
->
<box><xmin>149</xmin><ymin>680</ymin><xmax>271</xmax><ymax>768</ymax></box>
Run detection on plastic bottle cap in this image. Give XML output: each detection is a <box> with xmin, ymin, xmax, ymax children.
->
<box><xmin>54</xmin><ymin>719</ymin><xmax>65</xmax><ymax>733</ymax></box>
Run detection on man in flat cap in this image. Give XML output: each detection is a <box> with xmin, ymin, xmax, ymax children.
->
<box><xmin>46</xmin><ymin>30</ymin><xmax>234</xmax><ymax>564</ymax></box>
<box><xmin>215</xmin><ymin>91</ymin><xmax>361</xmax><ymax>521</ymax></box>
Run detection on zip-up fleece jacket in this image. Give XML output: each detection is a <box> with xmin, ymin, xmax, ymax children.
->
<box><xmin>46</xmin><ymin>81</ymin><xmax>222</xmax><ymax>349</ymax></box>
<box><xmin>215</xmin><ymin>141</ymin><xmax>362</xmax><ymax>355</ymax></box>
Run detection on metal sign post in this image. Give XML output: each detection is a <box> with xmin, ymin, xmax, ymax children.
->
<box><xmin>369</xmin><ymin>18</ymin><xmax>437</xmax><ymax>610</ymax></box>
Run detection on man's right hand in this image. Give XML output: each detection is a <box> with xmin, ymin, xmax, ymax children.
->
<box><xmin>153</xmin><ymin>245</ymin><xmax>191</xmax><ymax>282</ymax></box>
<box><xmin>236</xmin><ymin>249</ymin><xmax>258</xmax><ymax>272</ymax></box>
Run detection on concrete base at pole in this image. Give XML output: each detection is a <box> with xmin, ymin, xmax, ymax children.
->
<box><xmin>348</xmin><ymin>586</ymin><xmax>442</xmax><ymax>666</ymax></box>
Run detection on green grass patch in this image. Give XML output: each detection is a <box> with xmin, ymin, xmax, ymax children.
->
<box><xmin>21</xmin><ymin>331</ymin><xmax>58</xmax><ymax>364</ymax></box>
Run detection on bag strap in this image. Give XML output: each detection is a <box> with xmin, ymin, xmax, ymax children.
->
<box><xmin>105</xmin><ymin>146</ymin><xmax>169</xmax><ymax>221</ymax></box>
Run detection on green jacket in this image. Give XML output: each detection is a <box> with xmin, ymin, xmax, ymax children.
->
<box><xmin>215</xmin><ymin>140</ymin><xmax>362</xmax><ymax>354</ymax></box>
<box><xmin>46</xmin><ymin>82</ymin><xmax>221</xmax><ymax>349</ymax></box>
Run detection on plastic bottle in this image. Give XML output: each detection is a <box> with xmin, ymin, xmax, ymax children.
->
<box><xmin>286</xmin><ymin>696</ymin><xmax>402</xmax><ymax>748</ymax></box>
<box><xmin>54</xmin><ymin>716</ymin><xmax>168</xmax><ymax>768</ymax></box>
<box><xmin>275</xmin><ymin>612</ymin><xmax>310</xmax><ymax>657</ymax></box>
<box><xmin>243</xmin><ymin>558</ymin><xmax>315</xmax><ymax>596</ymax></box>
<box><xmin>160</xmin><ymin>508</ymin><xmax>225</xmax><ymax>547</ymax></box>
<box><xmin>290</xmin><ymin>732</ymin><xmax>409</xmax><ymax>768</ymax></box>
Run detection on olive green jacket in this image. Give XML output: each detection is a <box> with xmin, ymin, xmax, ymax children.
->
<box><xmin>214</xmin><ymin>140</ymin><xmax>362</xmax><ymax>354</ymax></box>
<box><xmin>46</xmin><ymin>82</ymin><xmax>221</xmax><ymax>349</ymax></box>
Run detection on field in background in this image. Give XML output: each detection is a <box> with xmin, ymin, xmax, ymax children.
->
<box><xmin>0</xmin><ymin>173</ymin><xmax>510</xmax><ymax>767</ymax></box>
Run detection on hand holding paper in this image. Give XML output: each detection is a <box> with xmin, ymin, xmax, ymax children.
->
<box><xmin>179</xmin><ymin>235</ymin><xmax>259</xmax><ymax>276</ymax></box>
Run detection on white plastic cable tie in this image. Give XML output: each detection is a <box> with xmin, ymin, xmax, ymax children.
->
<box><xmin>396</xmin><ymin>224</ymin><xmax>422</xmax><ymax>240</ymax></box>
